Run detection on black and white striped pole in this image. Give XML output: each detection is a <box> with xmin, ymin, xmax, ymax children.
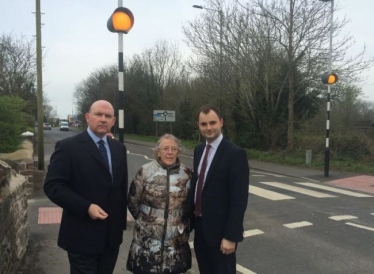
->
<box><xmin>107</xmin><ymin>1</ymin><xmax>134</xmax><ymax>143</ymax></box>
<box><xmin>320</xmin><ymin>0</ymin><xmax>336</xmax><ymax>177</ymax></box>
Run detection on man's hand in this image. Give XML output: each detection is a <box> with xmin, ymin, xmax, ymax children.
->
<box><xmin>220</xmin><ymin>238</ymin><xmax>236</xmax><ymax>255</ymax></box>
<box><xmin>88</xmin><ymin>204</ymin><xmax>108</xmax><ymax>220</ymax></box>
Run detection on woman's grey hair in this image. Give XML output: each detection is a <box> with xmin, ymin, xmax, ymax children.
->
<box><xmin>153</xmin><ymin>134</ymin><xmax>183</xmax><ymax>159</ymax></box>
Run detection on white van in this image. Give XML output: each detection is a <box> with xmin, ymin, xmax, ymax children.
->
<box><xmin>60</xmin><ymin>121</ymin><xmax>69</xmax><ymax>131</ymax></box>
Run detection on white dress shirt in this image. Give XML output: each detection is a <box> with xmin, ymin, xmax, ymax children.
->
<box><xmin>195</xmin><ymin>134</ymin><xmax>223</xmax><ymax>203</ymax></box>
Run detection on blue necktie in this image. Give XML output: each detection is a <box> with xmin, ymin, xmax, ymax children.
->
<box><xmin>98</xmin><ymin>140</ymin><xmax>109</xmax><ymax>169</ymax></box>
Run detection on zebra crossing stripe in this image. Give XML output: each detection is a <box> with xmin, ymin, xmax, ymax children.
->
<box><xmin>260</xmin><ymin>182</ymin><xmax>337</xmax><ymax>198</ymax></box>
<box><xmin>244</xmin><ymin>229</ymin><xmax>264</xmax><ymax>237</ymax></box>
<box><xmin>253</xmin><ymin>171</ymin><xmax>285</xmax><ymax>177</ymax></box>
<box><xmin>296</xmin><ymin>182</ymin><xmax>374</xmax><ymax>197</ymax></box>
<box><xmin>249</xmin><ymin>185</ymin><xmax>294</xmax><ymax>200</ymax></box>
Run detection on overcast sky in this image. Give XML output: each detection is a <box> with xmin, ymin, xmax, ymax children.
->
<box><xmin>1</xmin><ymin>0</ymin><xmax>373</xmax><ymax>119</ymax></box>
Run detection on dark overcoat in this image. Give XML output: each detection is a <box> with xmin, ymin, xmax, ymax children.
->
<box><xmin>44</xmin><ymin>130</ymin><xmax>128</xmax><ymax>254</ymax></box>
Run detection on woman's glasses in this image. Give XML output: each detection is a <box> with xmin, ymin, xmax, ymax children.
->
<box><xmin>160</xmin><ymin>147</ymin><xmax>178</xmax><ymax>153</ymax></box>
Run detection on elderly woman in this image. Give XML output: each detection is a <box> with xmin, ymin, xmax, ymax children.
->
<box><xmin>126</xmin><ymin>134</ymin><xmax>193</xmax><ymax>274</ymax></box>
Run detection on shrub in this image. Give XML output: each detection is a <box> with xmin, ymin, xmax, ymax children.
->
<box><xmin>0</xmin><ymin>96</ymin><xmax>27</xmax><ymax>152</ymax></box>
<box><xmin>330</xmin><ymin>133</ymin><xmax>374</xmax><ymax>161</ymax></box>
<box><xmin>295</xmin><ymin>131</ymin><xmax>374</xmax><ymax>162</ymax></box>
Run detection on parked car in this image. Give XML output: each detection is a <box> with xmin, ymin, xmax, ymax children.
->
<box><xmin>59</xmin><ymin>121</ymin><xmax>69</xmax><ymax>131</ymax></box>
<box><xmin>43</xmin><ymin>123</ymin><xmax>52</xmax><ymax>130</ymax></box>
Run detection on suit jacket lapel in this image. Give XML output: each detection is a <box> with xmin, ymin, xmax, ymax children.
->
<box><xmin>193</xmin><ymin>144</ymin><xmax>205</xmax><ymax>189</ymax></box>
<box><xmin>108</xmin><ymin>139</ymin><xmax>117</xmax><ymax>180</ymax></box>
<box><xmin>195</xmin><ymin>145</ymin><xmax>204</xmax><ymax>167</ymax></box>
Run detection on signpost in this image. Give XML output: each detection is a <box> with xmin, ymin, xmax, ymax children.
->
<box><xmin>153</xmin><ymin>110</ymin><xmax>176</xmax><ymax>137</ymax></box>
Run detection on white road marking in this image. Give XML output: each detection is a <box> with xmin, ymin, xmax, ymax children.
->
<box><xmin>189</xmin><ymin>230</ymin><xmax>264</xmax><ymax>247</ymax></box>
<box><xmin>297</xmin><ymin>182</ymin><xmax>374</xmax><ymax>197</ymax></box>
<box><xmin>244</xmin><ymin>229</ymin><xmax>264</xmax><ymax>237</ymax></box>
<box><xmin>252</xmin><ymin>175</ymin><xmax>266</xmax><ymax>177</ymax></box>
<box><xmin>329</xmin><ymin>215</ymin><xmax>358</xmax><ymax>221</ymax></box>
<box><xmin>236</xmin><ymin>264</ymin><xmax>257</xmax><ymax>274</ymax></box>
<box><xmin>249</xmin><ymin>186</ymin><xmax>295</xmax><ymax>201</ymax></box>
<box><xmin>127</xmin><ymin>151</ymin><xmax>150</xmax><ymax>160</ymax></box>
<box><xmin>260</xmin><ymin>182</ymin><xmax>337</xmax><ymax>198</ymax></box>
<box><xmin>283</xmin><ymin>221</ymin><xmax>313</xmax><ymax>229</ymax></box>
<box><xmin>252</xmin><ymin>171</ymin><xmax>285</xmax><ymax>177</ymax></box>
<box><xmin>346</xmin><ymin>222</ymin><xmax>374</xmax><ymax>232</ymax></box>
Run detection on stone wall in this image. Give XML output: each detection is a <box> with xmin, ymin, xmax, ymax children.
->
<box><xmin>0</xmin><ymin>161</ymin><xmax>29</xmax><ymax>274</ymax></box>
<box><xmin>0</xmin><ymin>140</ymin><xmax>35</xmax><ymax>197</ymax></box>
<box><xmin>0</xmin><ymin>140</ymin><xmax>33</xmax><ymax>274</ymax></box>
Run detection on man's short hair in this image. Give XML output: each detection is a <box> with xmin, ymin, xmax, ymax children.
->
<box><xmin>197</xmin><ymin>105</ymin><xmax>221</xmax><ymax>121</ymax></box>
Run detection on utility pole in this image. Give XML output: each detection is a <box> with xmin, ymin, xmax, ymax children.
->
<box><xmin>35</xmin><ymin>0</ymin><xmax>44</xmax><ymax>170</ymax></box>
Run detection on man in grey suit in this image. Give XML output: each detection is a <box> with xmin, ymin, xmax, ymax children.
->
<box><xmin>190</xmin><ymin>105</ymin><xmax>250</xmax><ymax>274</ymax></box>
<box><xmin>44</xmin><ymin>100</ymin><xmax>128</xmax><ymax>274</ymax></box>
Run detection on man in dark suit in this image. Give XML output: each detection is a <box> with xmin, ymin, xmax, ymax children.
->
<box><xmin>44</xmin><ymin>100</ymin><xmax>128</xmax><ymax>274</ymax></box>
<box><xmin>190</xmin><ymin>105</ymin><xmax>250</xmax><ymax>274</ymax></box>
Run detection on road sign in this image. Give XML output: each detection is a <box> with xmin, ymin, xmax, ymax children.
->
<box><xmin>153</xmin><ymin>110</ymin><xmax>176</xmax><ymax>122</ymax></box>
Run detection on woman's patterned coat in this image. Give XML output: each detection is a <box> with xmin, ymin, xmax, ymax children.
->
<box><xmin>126</xmin><ymin>159</ymin><xmax>192</xmax><ymax>274</ymax></box>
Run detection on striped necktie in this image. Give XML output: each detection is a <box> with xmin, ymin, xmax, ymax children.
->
<box><xmin>98</xmin><ymin>139</ymin><xmax>109</xmax><ymax>169</ymax></box>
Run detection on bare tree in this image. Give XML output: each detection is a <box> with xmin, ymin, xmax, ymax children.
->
<box><xmin>0</xmin><ymin>33</ymin><xmax>37</xmax><ymax>116</ymax></box>
<box><xmin>74</xmin><ymin>65</ymin><xmax>117</xmax><ymax>117</ymax></box>
<box><xmin>0</xmin><ymin>33</ymin><xmax>36</xmax><ymax>95</ymax></box>
<box><xmin>139</xmin><ymin>40</ymin><xmax>185</xmax><ymax>102</ymax></box>
<box><xmin>240</xmin><ymin>0</ymin><xmax>374</xmax><ymax>149</ymax></box>
<box><xmin>73</xmin><ymin>40</ymin><xmax>191</xmax><ymax>136</ymax></box>
<box><xmin>125</xmin><ymin>40</ymin><xmax>191</xmax><ymax>135</ymax></box>
<box><xmin>184</xmin><ymin>0</ymin><xmax>373</xmax><ymax>149</ymax></box>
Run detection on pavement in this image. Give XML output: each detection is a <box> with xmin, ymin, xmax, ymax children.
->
<box><xmin>17</xmin><ymin>138</ymin><xmax>374</xmax><ymax>273</ymax></box>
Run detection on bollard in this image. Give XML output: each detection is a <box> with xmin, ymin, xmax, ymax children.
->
<box><xmin>306</xmin><ymin>150</ymin><xmax>312</xmax><ymax>165</ymax></box>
